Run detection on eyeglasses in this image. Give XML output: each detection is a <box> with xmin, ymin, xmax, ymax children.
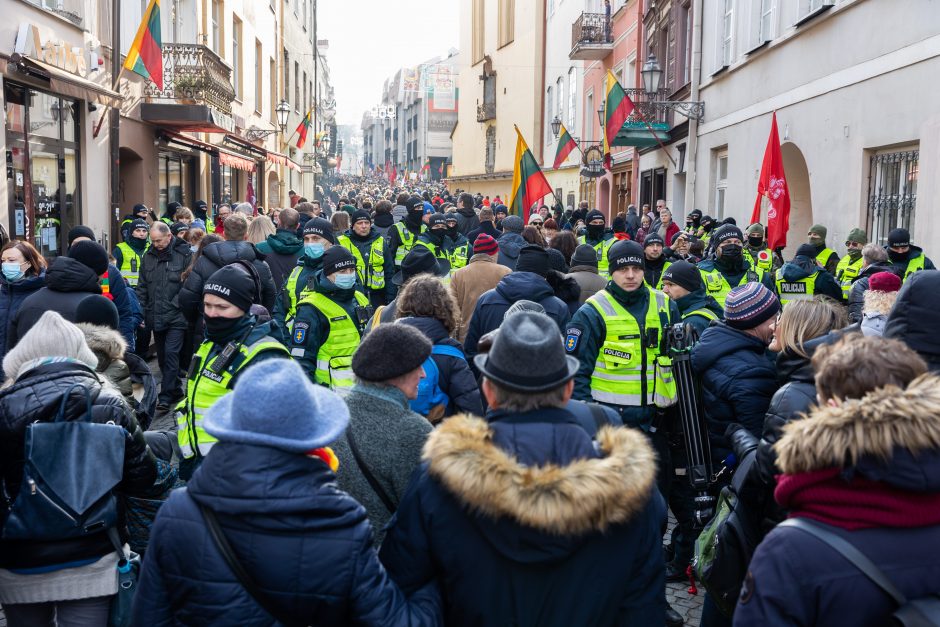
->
<box><xmin>531</xmin><ymin>221</ymin><xmax>543</xmax><ymax>226</ymax></box>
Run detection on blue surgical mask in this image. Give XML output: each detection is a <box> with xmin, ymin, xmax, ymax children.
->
<box><xmin>2</xmin><ymin>263</ymin><xmax>24</xmax><ymax>282</ymax></box>
<box><xmin>190</xmin><ymin>245</ymin><xmax>198</xmax><ymax>253</ymax></box>
<box><xmin>334</xmin><ymin>273</ymin><xmax>357</xmax><ymax>290</ymax></box>
<box><xmin>305</xmin><ymin>243</ymin><xmax>325</xmax><ymax>259</ymax></box>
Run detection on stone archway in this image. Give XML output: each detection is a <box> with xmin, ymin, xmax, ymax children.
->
<box><xmin>781</xmin><ymin>142</ymin><xmax>813</xmax><ymax>254</ymax></box>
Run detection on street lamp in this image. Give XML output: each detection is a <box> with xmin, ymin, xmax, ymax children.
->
<box><xmin>550</xmin><ymin>115</ymin><xmax>562</xmax><ymax>138</ymax></box>
<box><xmin>246</xmin><ymin>99</ymin><xmax>293</xmax><ymax>141</ymax></box>
<box><xmin>641</xmin><ymin>54</ymin><xmax>664</xmax><ymax>97</ymax></box>
<box><xmin>322</xmin><ymin>134</ymin><xmax>332</xmax><ymax>155</ymax></box>
<box><xmin>275</xmin><ymin>99</ymin><xmax>291</xmax><ymax>133</ymax></box>
<box><xmin>637</xmin><ymin>53</ymin><xmax>705</xmax><ymax>121</ymax></box>
<box><xmin>597</xmin><ymin>102</ymin><xmax>606</xmax><ymax>128</ymax></box>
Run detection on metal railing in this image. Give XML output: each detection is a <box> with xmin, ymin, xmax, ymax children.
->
<box><xmin>624</xmin><ymin>88</ymin><xmax>672</xmax><ymax>127</ymax></box>
<box><xmin>572</xmin><ymin>12</ymin><xmax>612</xmax><ymax>48</ymax></box>
<box><xmin>477</xmin><ymin>102</ymin><xmax>496</xmax><ymax>122</ymax></box>
<box><xmin>142</xmin><ymin>44</ymin><xmax>236</xmax><ymax>114</ymax></box>
<box><xmin>867</xmin><ymin>150</ymin><xmax>919</xmax><ymax>246</ymax></box>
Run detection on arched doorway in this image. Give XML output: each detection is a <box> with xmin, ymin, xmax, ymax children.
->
<box><xmin>267</xmin><ymin>171</ymin><xmax>281</xmax><ymax>210</ymax></box>
<box><xmin>781</xmin><ymin>142</ymin><xmax>812</xmax><ymax>254</ymax></box>
<box><xmin>598</xmin><ymin>177</ymin><xmax>611</xmax><ymax>220</ymax></box>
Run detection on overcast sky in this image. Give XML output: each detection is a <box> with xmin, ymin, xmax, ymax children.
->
<box><xmin>318</xmin><ymin>1</ymin><xmax>460</xmax><ymax>127</ymax></box>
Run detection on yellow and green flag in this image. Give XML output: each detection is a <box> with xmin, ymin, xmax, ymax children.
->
<box><xmin>510</xmin><ymin>126</ymin><xmax>552</xmax><ymax>222</ymax></box>
<box><xmin>603</xmin><ymin>70</ymin><xmax>635</xmax><ymax>169</ymax></box>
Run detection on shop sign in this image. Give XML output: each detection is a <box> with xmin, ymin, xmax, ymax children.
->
<box><xmin>14</xmin><ymin>23</ymin><xmax>90</xmax><ymax>78</ymax></box>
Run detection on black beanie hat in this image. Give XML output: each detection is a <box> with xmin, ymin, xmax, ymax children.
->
<box><xmin>643</xmin><ymin>233</ymin><xmax>665</xmax><ymax>248</ymax></box>
<box><xmin>661</xmin><ymin>260</ymin><xmax>703</xmax><ymax>292</ymax></box>
<box><xmin>515</xmin><ymin>245</ymin><xmax>551</xmax><ymax>277</ymax></box>
<box><xmin>795</xmin><ymin>243</ymin><xmax>819</xmax><ymax>259</ymax></box>
<box><xmin>133</xmin><ymin>203</ymin><xmax>149</xmax><ymax>216</ymax></box>
<box><xmin>352</xmin><ymin>323</ymin><xmax>432</xmax><ymax>382</ymax></box>
<box><xmin>321</xmin><ymin>246</ymin><xmax>357</xmax><ymax>277</ymax></box>
<box><xmin>203</xmin><ymin>265</ymin><xmax>256</xmax><ymax>313</ymax></box>
<box><xmin>571</xmin><ymin>244</ymin><xmax>599</xmax><ymax>268</ymax></box>
<box><xmin>303</xmin><ymin>217</ymin><xmax>335</xmax><ymax>243</ymax></box>
<box><xmin>67</xmin><ymin>225</ymin><xmax>96</xmax><ymax>246</ymax></box>
<box><xmin>712</xmin><ymin>224</ymin><xmax>745</xmax><ymax>246</ymax></box>
<box><xmin>887</xmin><ymin>228</ymin><xmax>911</xmax><ymax>248</ymax></box>
<box><xmin>428</xmin><ymin>214</ymin><xmax>447</xmax><ymax>228</ymax></box>
<box><xmin>75</xmin><ymin>295</ymin><xmax>120</xmax><ymax>330</ymax></box>
<box><xmin>129</xmin><ymin>219</ymin><xmax>149</xmax><ymax>233</ymax></box>
<box><xmin>68</xmin><ymin>240</ymin><xmax>109</xmax><ymax>275</ymax></box>
<box><xmin>607</xmin><ymin>240</ymin><xmax>645</xmax><ymax>272</ymax></box>
<box><xmin>585</xmin><ymin>209</ymin><xmax>605</xmax><ymax>223</ymax></box>
<box><xmin>170</xmin><ymin>221</ymin><xmax>189</xmax><ymax>236</ymax></box>
<box><xmin>351</xmin><ymin>210</ymin><xmax>371</xmax><ymax>225</ymax></box>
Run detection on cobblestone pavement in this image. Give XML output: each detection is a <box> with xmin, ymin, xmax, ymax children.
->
<box><xmin>665</xmin><ymin>511</ymin><xmax>705</xmax><ymax>626</ymax></box>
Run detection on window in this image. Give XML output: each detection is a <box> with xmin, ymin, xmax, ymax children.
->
<box><xmin>232</xmin><ymin>16</ymin><xmax>242</xmax><ymax>100</ymax></box>
<box><xmin>714</xmin><ymin>150</ymin><xmax>729</xmax><ymax>217</ymax></box>
<box><xmin>255</xmin><ymin>40</ymin><xmax>263</xmax><ymax>114</ymax></box>
<box><xmin>797</xmin><ymin>0</ymin><xmax>832</xmax><ymax>22</ymax></box>
<box><xmin>759</xmin><ymin>0</ymin><xmax>776</xmax><ymax>41</ymax></box>
<box><xmin>586</xmin><ymin>91</ymin><xmax>594</xmax><ymax>142</ymax></box>
<box><xmin>303</xmin><ymin>71</ymin><xmax>308</xmax><ymax>113</ymax></box>
<box><xmin>284</xmin><ymin>52</ymin><xmax>290</xmax><ymax>110</ymax></box>
<box><xmin>32</xmin><ymin>0</ymin><xmax>83</xmax><ymax>27</ymax></box>
<box><xmin>556</xmin><ymin>78</ymin><xmax>564</xmax><ymax>129</ymax></box>
<box><xmin>866</xmin><ymin>147</ymin><xmax>919</xmax><ymax>246</ymax></box>
<box><xmin>568</xmin><ymin>68</ymin><xmax>576</xmax><ymax>129</ymax></box>
<box><xmin>626</xmin><ymin>58</ymin><xmax>636</xmax><ymax>89</ymax></box>
<box><xmin>681</xmin><ymin>2</ymin><xmax>693</xmax><ymax>83</ymax></box>
<box><xmin>211</xmin><ymin>0</ymin><xmax>222</xmax><ymax>54</ymax></box>
<box><xmin>498</xmin><ymin>0</ymin><xmax>515</xmax><ymax>48</ymax></box>
<box><xmin>485</xmin><ymin>126</ymin><xmax>496</xmax><ymax>174</ymax></box>
<box><xmin>718</xmin><ymin>0</ymin><xmax>734</xmax><ymax>68</ymax></box>
<box><xmin>546</xmin><ymin>85</ymin><xmax>553</xmax><ymax>142</ymax></box>
<box><xmin>294</xmin><ymin>62</ymin><xmax>300</xmax><ymax>111</ymax></box>
<box><xmin>269</xmin><ymin>58</ymin><xmax>277</xmax><ymax>123</ymax></box>
<box><xmin>472</xmin><ymin>0</ymin><xmax>485</xmax><ymax>63</ymax></box>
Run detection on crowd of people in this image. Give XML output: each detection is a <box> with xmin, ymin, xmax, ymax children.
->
<box><xmin>0</xmin><ymin>175</ymin><xmax>938</xmax><ymax>627</ymax></box>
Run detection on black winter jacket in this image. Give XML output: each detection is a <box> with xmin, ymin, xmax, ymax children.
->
<box><xmin>397</xmin><ymin>316</ymin><xmax>483</xmax><ymax>417</ymax></box>
<box><xmin>546</xmin><ymin>270</ymin><xmax>581</xmax><ymax>315</ymax></box>
<box><xmin>454</xmin><ymin>206</ymin><xmax>480</xmax><ymax>236</ymax></box>
<box><xmin>136</xmin><ymin>237</ymin><xmax>193</xmax><ymax>331</ymax></box>
<box><xmin>11</xmin><ymin>257</ymin><xmax>101</xmax><ymax>345</ymax></box>
<box><xmin>179</xmin><ymin>240</ymin><xmax>276</xmax><ymax>322</ymax></box>
<box><xmin>847</xmin><ymin>261</ymin><xmax>897</xmax><ymax>323</ymax></box>
<box><xmin>466</xmin><ymin>221</ymin><xmax>500</xmax><ymax>248</ymax></box>
<box><xmin>777</xmin><ymin>256</ymin><xmax>844</xmax><ymax>302</ymax></box>
<box><xmin>884</xmin><ymin>270</ymin><xmax>940</xmax><ymax>372</ymax></box>
<box><xmin>0</xmin><ymin>361</ymin><xmax>157</xmax><ymax>569</ymax></box>
<box><xmin>254</xmin><ymin>229</ymin><xmax>303</xmax><ymax>297</ymax></box>
<box><xmin>0</xmin><ymin>272</ymin><xmax>44</xmax><ymax>361</ymax></box>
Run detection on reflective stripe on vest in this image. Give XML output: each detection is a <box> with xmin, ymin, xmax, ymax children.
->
<box><xmin>579</xmin><ymin>237</ymin><xmax>616</xmax><ymax>279</ymax></box>
<box><xmin>116</xmin><ymin>241</ymin><xmax>147</xmax><ymax>287</ymax></box>
<box><xmin>448</xmin><ymin>243</ymin><xmax>469</xmax><ymax>270</ymax></box>
<box><xmin>836</xmin><ymin>254</ymin><xmax>865</xmax><ymax>299</ymax></box>
<box><xmin>177</xmin><ymin>335</ymin><xmax>288</xmax><ymax>459</ymax></box>
<box><xmin>297</xmin><ymin>290</ymin><xmax>369</xmax><ymax>390</ymax></box>
<box><xmin>776</xmin><ymin>269</ymin><xmax>818</xmax><ymax>305</ymax></box>
<box><xmin>653</xmin><ymin>261</ymin><xmax>673</xmax><ymax>290</ymax></box>
<box><xmin>903</xmin><ymin>255</ymin><xmax>927</xmax><ymax>282</ymax></box>
<box><xmin>817</xmin><ymin>247</ymin><xmax>836</xmax><ymax>267</ymax></box>
<box><xmin>699</xmin><ymin>267</ymin><xmax>766</xmax><ymax>308</ymax></box>
<box><xmin>745</xmin><ymin>247</ymin><xmax>774</xmax><ymax>273</ymax></box>
<box><xmin>685</xmin><ymin>308</ymin><xmax>720</xmax><ymax>323</ymax></box>
<box><xmin>394</xmin><ymin>222</ymin><xmax>422</xmax><ymax>267</ymax></box>
<box><xmin>587</xmin><ymin>287</ymin><xmax>676</xmax><ymax>408</ymax></box>
<box><xmin>413</xmin><ymin>240</ymin><xmax>453</xmax><ymax>285</ymax></box>
<box><xmin>338</xmin><ymin>235</ymin><xmax>387</xmax><ymax>290</ymax></box>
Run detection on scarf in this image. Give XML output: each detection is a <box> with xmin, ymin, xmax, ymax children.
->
<box><xmin>775</xmin><ymin>467</ymin><xmax>940</xmax><ymax>530</ymax></box>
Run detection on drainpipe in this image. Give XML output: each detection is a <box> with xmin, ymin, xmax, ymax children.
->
<box><xmin>537</xmin><ymin>0</ymin><xmax>548</xmax><ymax>161</ymax></box>
<box><xmin>684</xmin><ymin>0</ymin><xmax>704</xmax><ymax>212</ymax></box>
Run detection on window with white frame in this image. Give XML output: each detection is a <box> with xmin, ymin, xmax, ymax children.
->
<box><xmin>759</xmin><ymin>0</ymin><xmax>776</xmax><ymax>41</ymax></box>
<box><xmin>714</xmin><ymin>150</ymin><xmax>729</xmax><ymax>217</ymax></box>
<box><xmin>557</xmin><ymin>78</ymin><xmax>564</xmax><ymax>129</ymax></box>
<box><xmin>866</xmin><ymin>146</ymin><xmax>919</xmax><ymax>246</ymax></box>
<box><xmin>568</xmin><ymin>68</ymin><xmax>577</xmax><ymax>129</ymax></box>
<box><xmin>626</xmin><ymin>58</ymin><xmax>636</xmax><ymax>89</ymax></box>
<box><xmin>718</xmin><ymin>0</ymin><xmax>734</xmax><ymax>68</ymax></box>
<box><xmin>547</xmin><ymin>85</ymin><xmax>554</xmax><ymax>142</ymax></box>
<box><xmin>798</xmin><ymin>0</ymin><xmax>832</xmax><ymax>19</ymax></box>
<box><xmin>586</xmin><ymin>91</ymin><xmax>594</xmax><ymax>142</ymax></box>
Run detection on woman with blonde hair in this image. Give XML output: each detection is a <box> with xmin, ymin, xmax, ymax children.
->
<box><xmin>395</xmin><ymin>274</ymin><xmax>482</xmax><ymax>420</ymax></box>
<box><xmin>330</xmin><ymin>211</ymin><xmax>350</xmax><ymax>237</ymax></box>
<box><xmin>860</xmin><ymin>271</ymin><xmax>901</xmax><ymax>337</ymax></box>
<box><xmin>245</xmin><ymin>214</ymin><xmax>276</xmax><ymax>245</ymax></box>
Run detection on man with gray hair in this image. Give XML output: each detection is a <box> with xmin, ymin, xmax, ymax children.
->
<box><xmin>234</xmin><ymin>202</ymin><xmax>254</xmax><ymax>218</ymax></box>
<box><xmin>848</xmin><ymin>242</ymin><xmax>894</xmax><ymax>323</ymax></box>
<box><xmin>380</xmin><ymin>310</ymin><xmax>667</xmax><ymax>625</ymax></box>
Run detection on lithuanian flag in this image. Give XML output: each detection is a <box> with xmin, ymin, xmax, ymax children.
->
<box><xmin>295</xmin><ymin>110</ymin><xmax>313</xmax><ymax>148</ymax></box>
<box><xmin>552</xmin><ymin>122</ymin><xmax>578</xmax><ymax>170</ymax></box>
<box><xmin>603</xmin><ymin>70</ymin><xmax>635</xmax><ymax>169</ymax></box>
<box><xmin>124</xmin><ymin>0</ymin><xmax>163</xmax><ymax>89</ymax></box>
<box><xmin>509</xmin><ymin>126</ymin><xmax>552</xmax><ymax>222</ymax></box>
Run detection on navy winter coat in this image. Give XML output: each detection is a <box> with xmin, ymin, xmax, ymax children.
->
<box><xmin>133</xmin><ymin>441</ymin><xmax>441</xmax><ymax>626</ymax></box>
<box><xmin>0</xmin><ymin>272</ymin><xmax>44</xmax><ymax>361</ymax></box>
<box><xmin>396</xmin><ymin>316</ymin><xmax>482</xmax><ymax>417</ymax></box>
<box><xmin>777</xmin><ymin>256</ymin><xmax>844</xmax><ymax>302</ymax></box>
<box><xmin>884</xmin><ymin>270</ymin><xmax>940</xmax><ymax>372</ymax></box>
<box><xmin>691</xmin><ymin>323</ymin><xmax>778</xmax><ymax>461</ymax></box>
<box><xmin>380</xmin><ymin>409</ymin><xmax>667</xmax><ymax>626</ymax></box>
<box><xmin>496</xmin><ymin>232</ymin><xmax>527</xmax><ymax>269</ymax></box>
<box><xmin>463</xmin><ymin>272</ymin><xmax>570</xmax><ymax>359</ymax></box>
<box><xmin>179</xmin><ymin>240</ymin><xmax>276</xmax><ymax>323</ymax></box>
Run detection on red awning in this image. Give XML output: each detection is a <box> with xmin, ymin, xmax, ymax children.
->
<box><xmin>266</xmin><ymin>151</ymin><xmax>302</xmax><ymax>172</ymax></box>
<box><xmin>219</xmin><ymin>151</ymin><xmax>256</xmax><ymax>172</ymax></box>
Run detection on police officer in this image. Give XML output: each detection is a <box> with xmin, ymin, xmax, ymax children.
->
<box><xmin>886</xmin><ymin>227</ymin><xmax>936</xmax><ymax>282</ymax></box>
<box><xmin>388</xmin><ymin>196</ymin><xmax>426</xmax><ymax>269</ymax></box>
<box><xmin>337</xmin><ymin>209</ymin><xmax>395</xmax><ymax>307</ymax></box>
<box><xmin>685</xmin><ymin>209</ymin><xmax>702</xmax><ymax>235</ymax></box>
<box><xmin>285</xmin><ymin>246</ymin><xmax>371</xmax><ymax>390</ymax></box>
<box><xmin>120</xmin><ymin>204</ymin><xmax>151</xmax><ymax>239</ymax></box>
<box><xmin>177</xmin><ymin>263</ymin><xmax>289</xmax><ymax>479</ymax></box>
<box><xmin>806</xmin><ymin>224</ymin><xmax>840</xmax><ymax>275</ymax></box>
<box><xmin>775</xmin><ymin>243</ymin><xmax>844</xmax><ymax>305</ymax></box>
<box><xmin>697</xmin><ymin>224</ymin><xmax>775</xmax><ymax>308</ymax></box>
<box><xmin>743</xmin><ymin>223</ymin><xmax>775</xmax><ymax>274</ymax></box>
<box><xmin>414</xmin><ymin>214</ymin><xmax>451</xmax><ymax>266</ymax></box>
<box><xmin>566</xmin><ymin>239</ymin><xmax>679</xmax><ymax>431</ymax></box>
<box><xmin>112</xmin><ymin>219</ymin><xmax>149</xmax><ymax>288</ymax></box>
<box><xmin>661</xmin><ymin>261</ymin><xmax>723</xmax><ymax>336</ymax></box>
<box><xmin>696</xmin><ymin>215</ymin><xmax>717</xmax><ymax>245</ymax></box>
<box><xmin>578</xmin><ymin>209</ymin><xmax>616</xmax><ymax>278</ymax></box>
<box><xmin>642</xmin><ymin>233</ymin><xmax>671</xmax><ymax>289</ymax></box>
<box><xmin>272</xmin><ymin>217</ymin><xmax>334</xmax><ymax>332</ymax></box>
<box><xmin>444</xmin><ymin>213</ymin><xmax>470</xmax><ymax>270</ymax></box>
<box><xmin>836</xmin><ymin>228</ymin><xmax>868</xmax><ymax>299</ymax></box>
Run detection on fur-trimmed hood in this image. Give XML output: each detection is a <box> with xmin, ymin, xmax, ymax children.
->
<box><xmin>424</xmin><ymin>414</ymin><xmax>656</xmax><ymax>539</ymax></box>
<box><xmin>775</xmin><ymin>375</ymin><xmax>940</xmax><ymax>488</ymax></box>
<box><xmin>77</xmin><ymin>323</ymin><xmax>127</xmax><ymax>363</ymax></box>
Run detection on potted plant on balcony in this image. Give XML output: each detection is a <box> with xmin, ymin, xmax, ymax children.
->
<box><xmin>173</xmin><ymin>74</ymin><xmax>202</xmax><ymax>103</ymax></box>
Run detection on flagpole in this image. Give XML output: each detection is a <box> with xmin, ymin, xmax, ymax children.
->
<box><xmin>630</xmin><ymin>104</ymin><xmax>678</xmax><ymax>168</ymax></box>
<box><xmin>93</xmin><ymin>66</ymin><xmax>128</xmax><ymax>139</ymax></box>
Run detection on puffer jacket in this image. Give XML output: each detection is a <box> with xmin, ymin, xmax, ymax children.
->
<box><xmin>77</xmin><ymin>323</ymin><xmax>134</xmax><ymax>404</ymax></box>
<box><xmin>884</xmin><ymin>270</ymin><xmax>940</xmax><ymax>372</ymax></box>
<box><xmin>10</xmin><ymin>257</ymin><xmax>102</xmax><ymax>345</ymax></box>
<box><xmin>691</xmin><ymin>323</ymin><xmax>779</xmax><ymax>461</ymax></box>
<box><xmin>0</xmin><ymin>361</ymin><xmax>156</xmax><ymax>570</ymax></box>
<box><xmin>777</xmin><ymin>256</ymin><xmax>844</xmax><ymax>302</ymax></box>
<box><xmin>496</xmin><ymin>232</ymin><xmax>527</xmax><ymax>270</ymax></box>
<box><xmin>254</xmin><ymin>229</ymin><xmax>303</xmax><ymax>297</ymax></box>
<box><xmin>136</xmin><ymin>237</ymin><xmax>193</xmax><ymax>331</ymax></box>
<box><xmin>0</xmin><ymin>272</ymin><xmax>44</xmax><ymax>361</ymax></box>
<box><xmin>133</xmin><ymin>441</ymin><xmax>440</xmax><ymax>626</ymax></box>
<box><xmin>397</xmin><ymin>316</ymin><xmax>482</xmax><ymax>417</ymax></box>
<box><xmin>179</xmin><ymin>240</ymin><xmax>276</xmax><ymax>322</ymax></box>
<box><xmin>847</xmin><ymin>261</ymin><xmax>895</xmax><ymax>323</ymax></box>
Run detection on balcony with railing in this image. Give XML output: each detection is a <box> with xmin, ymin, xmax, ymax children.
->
<box><xmin>570</xmin><ymin>12</ymin><xmax>614</xmax><ymax>61</ymax></box>
<box><xmin>610</xmin><ymin>88</ymin><xmax>673</xmax><ymax>148</ymax></box>
<box><xmin>477</xmin><ymin>101</ymin><xmax>496</xmax><ymax>123</ymax></box>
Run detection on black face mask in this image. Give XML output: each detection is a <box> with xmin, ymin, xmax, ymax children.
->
<box><xmin>428</xmin><ymin>229</ymin><xmax>446</xmax><ymax>246</ymax></box>
<box><xmin>888</xmin><ymin>249</ymin><xmax>908</xmax><ymax>263</ymax></box>
<box><xmin>587</xmin><ymin>224</ymin><xmax>605</xmax><ymax>240</ymax></box>
<box><xmin>721</xmin><ymin>244</ymin><xmax>743</xmax><ymax>263</ymax></box>
<box><xmin>748</xmin><ymin>236</ymin><xmax>764</xmax><ymax>248</ymax></box>
<box><xmin>130</xmin><ymin>235</ymin><xmax>149</xmax><ymax>248</ymax></box>
<box><xmin>407</xmin><ymin>210</ymin><xmax>424</xmax><ymax>225</ymax></box>
<box><xmin>446</xmin><ymin>225</ymin><xmax>458</xmax><ymax>239</ymax></box>
<box><xmin>204</xmin><ymin>315</ymin><xmax>242</xmax><ymax>341</ymax></box>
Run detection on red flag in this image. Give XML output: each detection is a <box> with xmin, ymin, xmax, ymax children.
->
<box><xmin>390</xmin><ymin>166</ymin><xmax>398</xmax><ymax>186</ymax></box>
<box><xmin>750</xmin><ymin>112</ymin><xmax>791</xmax><ymax>250</ymax></box>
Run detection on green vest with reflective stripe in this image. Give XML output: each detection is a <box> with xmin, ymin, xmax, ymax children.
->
<box><xmin>652</xmin><ymin>261</ymin><xmax>672</xmax><ymax>290</ymax></box>
<box><xmin>685</xmin><ymin>308</ymin><xmax>720</xmax><ymax>323</ymax></box>
<box><xmin>338</xmin><ymin>235</ymin><xmax>387</xmax><ymax>290</ymax></box>
<box><xmin>578</xmin><ymin>237</ymin><xmax>616</xmax><ymax>278</ymax></box>
<box><xmin>297</xmin><ymin>290</ymin><xmax>369</xmax><ymax>389</ymax></box>
<box><xmin>413</xmin><ymin>239</ymin><xmax>453</xmax><ymax>284</ymax></box>
<box><xmin>586</xmin><ymin>287</ymin><xmax>676</xmax><ymax>409</ymax></box>
<box><xmin>836</xmin><ymin>254</ymin><xmax>865</xmax><ymax>299</ymax></box>
<box><xmin>776</xmin><ymin>269</ymin><xmax>817</xmax><ymax>306</ymax></box>
<box><xmin>744</xmin><ymin>247</ymin><xmax>774</xmax><ymax>273</ymax></box>
<box><xmin>177</xmin><ymin>335</ymin><xmax>288</xmax><ymax>459</ymax></box>
<box><xmin>700</xmin><ymin>267</ymin><xmax>766</xmax><ymax>308</ymax></box>
<box><xmin>393</xmin><ymin>222</ymin><xmax>423</xmax><ymax>267</ymax></box>
<box><xmin>115</xmin><ymin>241</ymin><xmax>147</xmax><ymax>287</ymax></box>
<box><xmin>816</xmin><ymin>247</ymin><xmax>836</xmax><ymax>267</ymax></box>
<box><xmin>903</xmin><ymin>255</ymin><xmax>927</xmax><ymax>282</ymax></box>
<box><xmin>448</xmin><ymin>242</ymin><xmax>469</xmax><ymax>270</ymax></box>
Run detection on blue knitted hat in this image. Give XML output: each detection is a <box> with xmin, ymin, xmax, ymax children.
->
<box><xmin>724</xmin><ymin>282</ymin><xmax>780</xmax><ymax>330</ymax></box>
<box><xmin>203</xmin><ymin>358</ymin><xmax>349</xmax><ymax>453</ymax></box>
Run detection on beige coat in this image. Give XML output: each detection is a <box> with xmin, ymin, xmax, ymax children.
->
<box><xmin>567</xmin><ymin>265</ymin><xmax>608</xmax><ymax>304</ymax></box>
<box><xmin>450</xmin><ymin>253</ymin><xmax>511</xmax><ymax>342</ymax></box>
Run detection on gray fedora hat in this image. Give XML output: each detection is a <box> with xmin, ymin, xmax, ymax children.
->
<box><xmin>473</xmin><ymin>311</ymin><xmax>579</xmax><ymax>393</ymax></box>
